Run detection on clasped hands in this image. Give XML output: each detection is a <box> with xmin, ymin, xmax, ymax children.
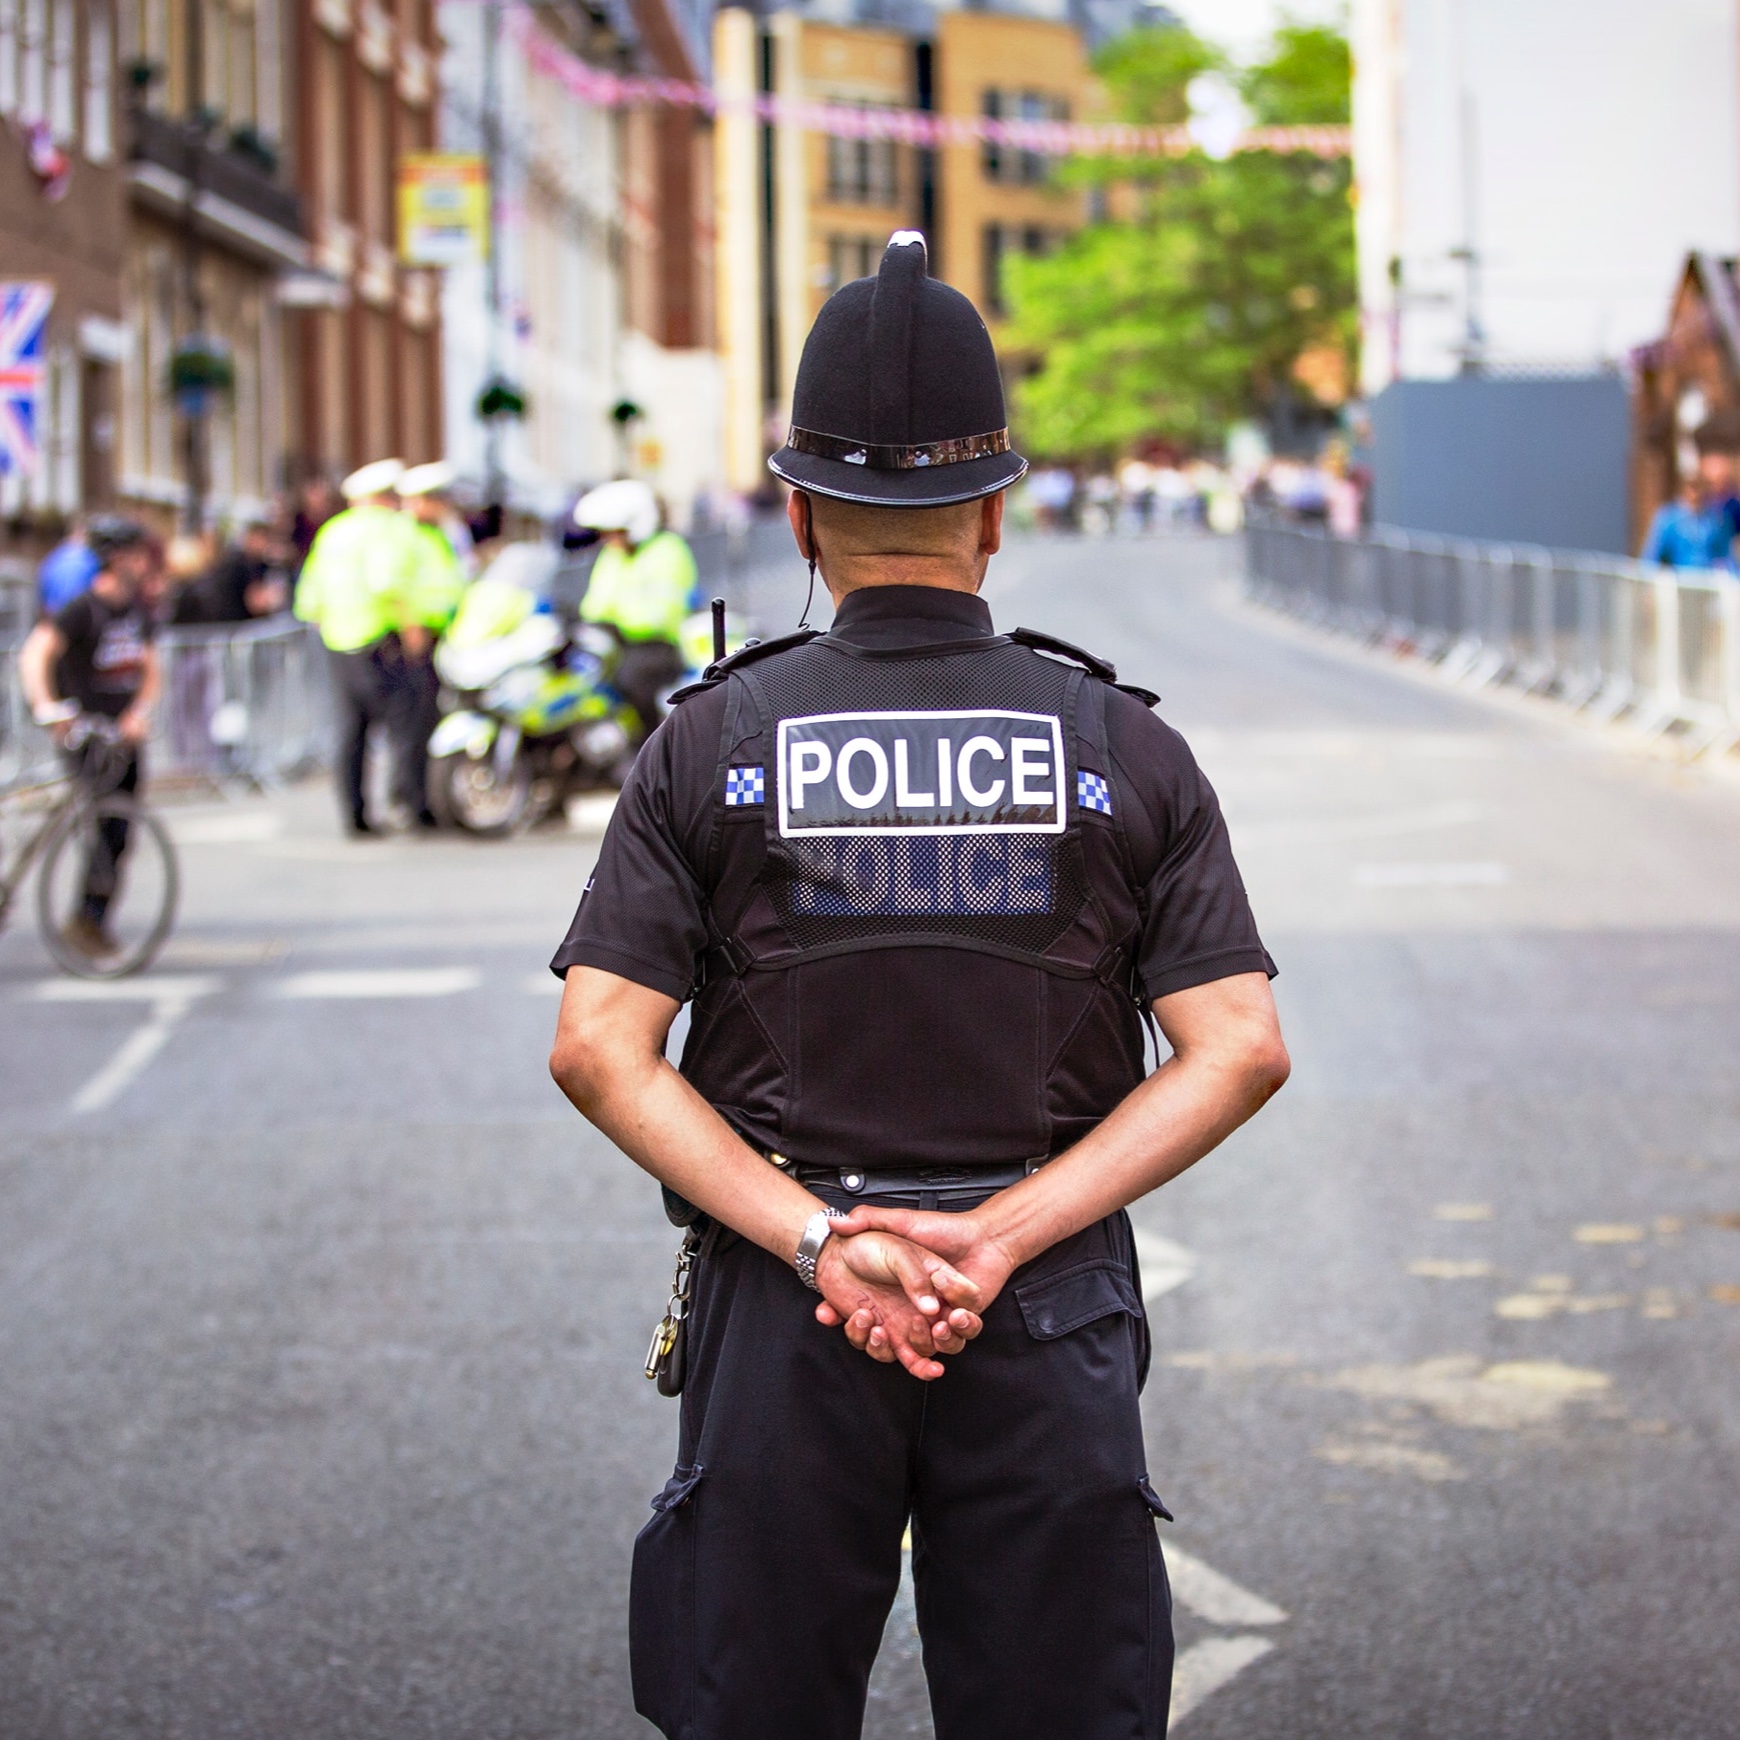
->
<box><xmin>810</xmin><ymin>1207</ymin><xmax>1018</xmax><ymax>1382</ymax></box>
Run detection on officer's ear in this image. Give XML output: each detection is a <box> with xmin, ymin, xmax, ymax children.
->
<box><xmin>786</xmin><ymin>489</ymin><xmax>816</xmax><ymax>562</ymax></box>
<box><xmin>980</xmin><ymin>491</ymin><xmax>1005</xmax><ymax>559</ymax></box>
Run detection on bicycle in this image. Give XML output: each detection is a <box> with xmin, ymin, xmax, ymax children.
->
<box><xmin>0</xmin><ymin>713</ymin><xmax>179</xmax><ymax>979</ymax></box>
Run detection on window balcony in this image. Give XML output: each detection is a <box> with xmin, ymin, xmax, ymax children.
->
<box><xmin>127</xmin><ymin>108</ymin><xmax>306</xmax><ymax>271</ymax></box>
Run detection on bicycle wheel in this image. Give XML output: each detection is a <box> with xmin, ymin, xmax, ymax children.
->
<box><xmin>36</xmin><ymin>797</ymin><xmax>180</xmax><ymax>979</ymax></box>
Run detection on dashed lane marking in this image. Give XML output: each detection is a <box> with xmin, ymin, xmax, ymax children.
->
<box><xmin>274</xmin><ymin>968</ymin><xmax>482</xmax><ymax>999</ymax></box>
<box><xmin>29</xmin><ymin>975</ymin><xmax>223</xmax><ymax>1113</ymax></box>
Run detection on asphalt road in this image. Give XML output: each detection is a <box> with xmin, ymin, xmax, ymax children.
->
<box><xmin>2</xmin><ymin>531</ymin><xmax>1737</xmax><ymax>1739</ymax></box>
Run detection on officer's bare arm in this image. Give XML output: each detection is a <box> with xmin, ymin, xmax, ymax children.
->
<box><xmin>823</xmin><ymin>972</ymin><xmax>1289</xmax><ymax>1327</ymax></box>
<box><xmin>550</xmin><ymin>965</ymin><xmax>986</xmax><ymax>1379</ymax></box>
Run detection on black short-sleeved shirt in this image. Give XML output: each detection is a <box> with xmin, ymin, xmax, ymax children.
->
<box><xmin>53</xmin><ymin>588</ymin><xmax>155</xmax><ymax>718</ymax></box>
<box><xmin>551</xmin><ymin>587</ymin><xmax>1273</xmax><ymax>1005</ymax></box>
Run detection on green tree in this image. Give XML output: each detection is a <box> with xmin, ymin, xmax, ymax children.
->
<box><xmin>1003</xmin><ymin>20</ymin><xmax>1355</xmax><ymax>461</ymax></box>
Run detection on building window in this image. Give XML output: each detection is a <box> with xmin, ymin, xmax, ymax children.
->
<box><xmin>827</xmin><ymin>234</ymin><xmax>877</xmax><ymax>292</ymax></box>
<box><xmin>826</xmin><ymin>108</ymin><xmax>898</xmax><ymax>206</ymax></box>
<box><xmin>981</xmin><ymin>88</ymin><xmax>1068</xmax><ymax>187</ymax></box>
<box><xmin>47</xmin><ymin>0</ymin><xmax>72</xmax><ymax>136</ymax></box>
<box><xmin>19</xmin><ymin>0</ymin><xmax>46</xmax><ymax>122</ymax></box>
<box><xmin>357</xmin><ymin>71</ymin><xmax>390</xmax><ymax>247</ymax></box>
<box><xmin>83</xmin><ymin>0</ymin><xmax>112</xmax><ymax>160</ymax></box>
<box><xmin>1</xmin><ymin>0</ymin><xmax>19</xmax><ymax>116</ymax></box>
<box><xmin>982</xmin><ymin>224</ymin><xmax>1056</xmax><ymax>317</ymax></box>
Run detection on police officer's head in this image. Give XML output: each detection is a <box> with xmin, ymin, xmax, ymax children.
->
<box><xmin>770</xmin><ymin>233</ymin><xmax>1027</xmax><ymax>597</ymax></box>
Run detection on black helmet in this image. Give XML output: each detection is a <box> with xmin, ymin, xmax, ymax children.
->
<box><xmin>85</xmin><ymin>515</ymin><xmax>151</xmax><ymax>565</ymax></box>
<box><xmin>769</xmin><ymin>232</ymin><xmax>1027</xmax><ymax>509</ymax></box>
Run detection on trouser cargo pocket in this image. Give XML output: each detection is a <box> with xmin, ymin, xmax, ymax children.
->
<box><xmin>630</xmin><ymin>1464</ymin><xmax>704</xmax><ymax>1737</ymax></box>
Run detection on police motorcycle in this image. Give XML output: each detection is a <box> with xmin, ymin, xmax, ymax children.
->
<box><xmin>426</xmin><ymin>542</ymin><xmax>638</xmax><ymax>835</ymax></box>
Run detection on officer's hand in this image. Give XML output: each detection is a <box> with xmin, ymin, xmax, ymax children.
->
<box><xmin>814</xmin><ymin>1231</ymin><xmax>983</xmax><ymax>1381</ymax></box>
<box><xmin>824</xmin><ymin>1209</ymin><xmax>1018</xmax><ymax>1318</ymax></box>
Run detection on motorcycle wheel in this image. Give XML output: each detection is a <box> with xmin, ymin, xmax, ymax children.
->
<box><xmin>429</xmin><ymin>748</ymin><xmax>532</xmax><ymax>837</ymax></box>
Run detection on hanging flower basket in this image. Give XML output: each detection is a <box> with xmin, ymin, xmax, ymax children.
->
<box><xmin>476</xmin><ymin>377</ymin><xmax>528</xmax><ymax>421</ymax></box>
<box><xmin>169</xmin><ymin>337</ymin><xmax>235</xmax><ymax>413</ymax></box>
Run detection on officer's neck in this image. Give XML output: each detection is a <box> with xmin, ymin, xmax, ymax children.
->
<box><xmin>822</xmin><ymin>554</ymin><xmax>987</xmax><ymax>602</ymax></box>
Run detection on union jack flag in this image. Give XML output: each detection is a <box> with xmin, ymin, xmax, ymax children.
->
<box><xmin>0</xmin><ymin>282</ymin><xmax>55</xmax><ymax>477</ymax></box>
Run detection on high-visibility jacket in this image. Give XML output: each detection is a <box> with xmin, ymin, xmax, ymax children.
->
<box><xmin>406</xmin><ymin>519</ymin><xmax>468</xmax><ymax>632</ymax></box>
<box><xmin>293</xmin><ymin>505</ymin><xmax>423</xmax><ymax>653</ymax></box>
<box><xmin>579</xmin><ymin>530</ymin><xmax>697</xmax><ymax>644</ymax></box>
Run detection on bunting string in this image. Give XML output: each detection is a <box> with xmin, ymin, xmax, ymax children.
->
<box><xmin>509</xmin><ymin>11</ymin><xmax>1351</xmax><ymax>160</ymax></box>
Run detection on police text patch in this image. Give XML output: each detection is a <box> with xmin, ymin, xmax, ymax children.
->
<box><xmin>776</xmin><ymin>710</ymin><xmax>1066</xmax><ymax>838</ymax></box>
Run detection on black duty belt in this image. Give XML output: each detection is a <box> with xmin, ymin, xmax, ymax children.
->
<box><xmin>773</xmin><ymin>1156</ymin><xmax>1046</xmax><ymax>1200</ymax></box>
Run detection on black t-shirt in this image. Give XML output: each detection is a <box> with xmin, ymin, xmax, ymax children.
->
<box><xmin>552</xmin><ymin>587</ymin><xmax>1273</xmax><ymax>1005</ymax></box>
<box><xmin>53</xmin><ymin>588</ymin><xmax>155</xmax><ymax>718</ymax></box>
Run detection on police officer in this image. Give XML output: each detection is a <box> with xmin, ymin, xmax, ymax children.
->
<box><xmin>572</xmin><ymin>478</ymin><xmax>697</xmax><ymax>744</ymax></box>
<box><xmin>294</xmin><ymin>458</ymin><xmax>426</xmax><ymax>835</ymax></box>
<box><xmin>548</xmin><ymin>234</ymin><xmax>1289</xmax><ymax>1739</ymax></box>
<box><xmin>395</xmin><ymin>462</ymin><xmax>471</xmax><ymax>827</ymax></box>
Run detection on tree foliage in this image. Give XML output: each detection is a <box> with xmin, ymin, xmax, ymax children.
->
<box><xmin>1003</xmin><ymin>21</ymin><xmax>1355</xmax><ymax>461</ymax></box>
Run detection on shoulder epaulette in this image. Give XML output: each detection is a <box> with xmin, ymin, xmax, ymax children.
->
<box><xmin>666</xmin><ymin>627</ymin><xmax>824</xmax><ymax>704</ymax></box>
<box><xmin>1010</xmin><ymin>626</ymin><xmax>1160</xmax><ymax>709</ymax></box>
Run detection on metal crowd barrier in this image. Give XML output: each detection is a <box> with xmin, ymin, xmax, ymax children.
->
<box><xmin>1244</xmin><ymin>520</ymin><xmax>1740</xmax><ymax>756</ymax></box>
<box><xmin>2</xmin><ymin>615</ymin><xmax>333</xmax><ymax>795</ymax></box>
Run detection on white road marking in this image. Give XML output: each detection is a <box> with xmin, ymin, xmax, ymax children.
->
<box><xmin>1237</xmin><ymin>799</ymin><xmax>1482</xmax><ymax>846</ymax></box>
<box><xmin>168</xmin><ymin>811</ymin><xmax>283</xmax><ymax>845</ymax></box>
<box><xmin>523</xmin><ymin>972</ymin><xmax>565</xmax><ymax>996</ymax></box>
<box><xmin>1131</xmin><ymin>1228</ymin><xmax>1198</xmax><ymax>1301</ymax></box>
<box><xmin>1165</xmin><ymin>1546</ymin><xmax>1288</xmax><ymax>1627</ymax></box>
<box><xmin>43</xmin><ymin>976</ymin><xmax>222</xmax><ymax>1114</ymax></box>
<box><xmin>1433</xmin><ymin>1202</ymin><xmax>1494</xmax><ymax>1221</ymax></box>
<box><xmin>1161</xmin><ymin>1546</ymin><xmax>1290</xmax><ymax>1725</ymax></box>
<box><xmin>275</xmin><ymin>968</ymin><xmax>481</xmax><ymax>999</ymax></box>
<box><xmin>1168</xmin><ymin>1635</ymin><xmax>1276</xmax><ymax>1726</ymax></box>
<box><xmin>1354</xmin><ymin>861</ymin><xmax>1508</xmax><ymax>888</ymax></box>
<box><xmin>33</xmin><ymin>974</ymin><xmax>220</xmax><ymax>1002</ymax></box>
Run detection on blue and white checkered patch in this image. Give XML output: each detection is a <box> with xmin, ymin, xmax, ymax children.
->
<box><xmin>1077</xmin><ymin>770</ymin><xmax>1113</xmax><ymax>816</ymax></box>
<box><xmin>724</xmin><ymin>765</ymin><xmax>766</xmax><ymax>807</ymax></box>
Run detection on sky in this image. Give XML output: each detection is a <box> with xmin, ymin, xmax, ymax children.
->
<box><xmin>1164</xmin><ymin>0</ymin><xmax>1344</xmax><ymax>60</ymax></box>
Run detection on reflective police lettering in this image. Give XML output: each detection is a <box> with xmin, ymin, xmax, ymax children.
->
<box><xmin>786</xmin><ymin>837</ymin><xmax>1054</xmax><ymax>916</ymax></box>
<box><xmin>776</xmin><ymin>710</ymin><xmax>1065</xmax><ymax>837</ymax></box>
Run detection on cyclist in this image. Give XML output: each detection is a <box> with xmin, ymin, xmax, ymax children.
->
<box><xmin>16</xmin><ymin>516</ymin><xmax>160</xmax><ymax>959</ymax></box>
<box><xmin>572</xmin><ymin>480</ymin><xmax>697</xmax><ymax>746</ymax></box>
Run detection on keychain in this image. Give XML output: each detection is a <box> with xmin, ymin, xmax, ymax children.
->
<box><xmin>645</xmin><ymin>1225</ymin><xmax>701</xmax><ymax>1397</ymax></box>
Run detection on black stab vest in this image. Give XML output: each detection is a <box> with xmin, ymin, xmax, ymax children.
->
<box><xmin>678</xmin><ymin>630</ymin><xmax>1151</xmax><ymax>1172</ymax></box>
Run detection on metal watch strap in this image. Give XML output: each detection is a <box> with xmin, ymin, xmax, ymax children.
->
<box><xmin>794</xmin><ymin>1208</ymin><xmax>838</xmax><ymax>1291</ymax></box>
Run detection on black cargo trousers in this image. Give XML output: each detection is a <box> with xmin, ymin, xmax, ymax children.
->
<box><xmin>630</xmin><ymin>1198</ymin><xmax>1174</xmax><ymax>1740</ymax></box>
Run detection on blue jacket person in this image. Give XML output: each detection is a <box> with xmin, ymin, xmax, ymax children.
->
<box><xmin>548</xmin><ymin>233</ymin><xmax>1289</xmax><ymax>1740</ymax></box>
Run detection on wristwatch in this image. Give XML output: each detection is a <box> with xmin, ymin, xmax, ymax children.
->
<box><xmin>794</xmin><ymin>1209</ymin><xmax>838</xmax><ymax>1291</ymax></box>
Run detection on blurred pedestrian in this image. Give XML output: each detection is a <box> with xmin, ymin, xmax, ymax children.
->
<box><xmin>170</xmin><ymin>521</ymin><xmax>284</xmax><ymax>624</ymax></box>
<box><xmin>572</xmin><ymin>479</ymin><xmax>697</xmax><ymax>746</ymax></box>
<box><xmin>16</xmin><ymin>517</ymin><xmax>159</xmax><ymax>958</ymax></box>
<box><xmin>291</xmin><ymin>477</ymin><xmax>342</xmax><ymax>574</ymax></box>
<box><xmin>36</xmin><ymin>516</ymin><xmax>98</xmax><ymax>616</ymax></box>
<box><xmin>1642</xmin><ymin>437</ymin><xmax>1739</xmax><ymax>569</ymax></box>
<box><xmin>394</xmin><ymin>462</ymin><xmax>472</xmax><ymax>827</ymax></box>
<box><xmin>294</xmin><ymin>458</ymin><xmax>427</xmax><ymax>836</ymax></box>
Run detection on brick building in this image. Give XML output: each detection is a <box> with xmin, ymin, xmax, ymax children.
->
<box><xmin>290</xmin><ymin>0</ymin><xmax>443</xmax><ymax>481</ymax></box>
<box><xmin>0</xmin><ymin>0</ymin><xmax>129</xmax><ymax>550</ymax></box>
